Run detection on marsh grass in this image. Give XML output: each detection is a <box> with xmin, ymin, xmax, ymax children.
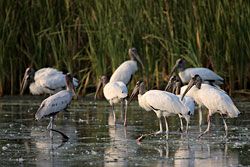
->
<box><xmin>0</xmin><ymin>0</ymin><xmax>249</xmax><ymax>96</ymax></box>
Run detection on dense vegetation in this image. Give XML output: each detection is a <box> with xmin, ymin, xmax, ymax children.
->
<box><xmin>0</xmin><ymin>0</ymin><xmax>249</xmax><ymax>96</ymax></box>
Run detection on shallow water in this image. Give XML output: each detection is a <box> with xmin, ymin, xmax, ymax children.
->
<box><xmin>0</xmin><ymin>96</ymin><xmax>249</xmax><ymax>166</ymax></box>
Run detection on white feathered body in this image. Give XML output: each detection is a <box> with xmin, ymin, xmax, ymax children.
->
<box><xmin>35</xmin><ymin>90</ymin><xmax>73</xmax><ymax>120</ymax></box>
<box><xmin>179</xmin><ymin>68</ymin><xmax>223</xmax><ymax>85</ymax></box>
<box><xmin>181</xmin><ymin>84</ymin><xmax>240</xmax><ymax>118</ymax></box>
<box><xmin>103</xmin><ymin>81</ymin><xmax>128</xmax><ymax>105</ymax></box>
<box><xmin>109</xmin><ymin>60</ymin><xmax>138</xmax><ymax>85</ymax></box>
<box><xmin>30</xmin><ymin>68</ymin><xmax>78</xmax><ymax>95</ymax></box>
<box><xmin>138</xmin><ymin>90</ymin><xmax>189</xmax><ymax>118</ymax></box>
<box><xmin>177</xmin><ymin>95</ymin><xmax>195</xmax><ymax>115</ymax></box>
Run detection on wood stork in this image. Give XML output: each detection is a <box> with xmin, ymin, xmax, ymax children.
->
<box><xmin>20</xmin><ymin>67</ymin><xmax>78</xmax><ymax>95</ymax></box>
<box><xmin>181</xmin><ymin>74</ymin><xmax>240</xmax><ymax>137</ymax></box>
<box><xmin>165</xmin><ymin>76</ymin><xmax>195</xmax><ymax>131</ymax></box>
<box><xmin>129</xmin><ymin>81</ymin><xmax>191</xmax><ymax>141</ymax></box>
<box><xmin>109</xmin><ymin>48</ymin><xmax>144</xmax><ymax>85</ymax></box>
<box><xmin>170</xmin><ymin>58</ymin><xmax>224</xmax><ymax>86</ymax></box>
<box><xmin>35</xmin><ymin>73</ymin><xmax>76</xmax><ymax>140</ymax></box>
<box><xmin>95</xmin><ymin>76</ymin><xmax>128</xmax><ymax>126</ymax></box>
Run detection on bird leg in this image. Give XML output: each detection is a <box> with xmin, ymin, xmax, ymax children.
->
<box><xmin>164</xmin><ymin>116</ymin><xmax>169</xmax><ymax>140</ymax></box>
<box><xmin>111</xmin><ymin>104</ymin><xmax>116</xmax><ymax>126</ymax></box>
<box><xmin>198</xmin><ymin>113</ymin><xmax>211</xmax><ymax>138</ymax></box>
<box><xmin>178</xmin><ymin>114</ymin><xmax>184</xmax><ymax>132</ymax></box>
<box><xmin>198</xmin><ymin>105</ymin><xmax>203</xmax><ymax>126</ymax></box>
<box><xmin>120</xmin><ymin>99</ymin><xmax>124</xmax><ymax>120</ymax></box>
<box><xmin>47</xmin><ymin>116</ymin><xmax>55</xmax><ymax>140</ymax></box>
<box><xmin>136</xmin><ymin>117</ymin><xmax>164</xmax><ymax>143</ymax></box>
<box><xmin>123</xmin><ymin>99</ymin><xmax>128</xmax><ymax>127</ymax></box>
<box><xmin>221</xmin><ymin>114</ymin><xmax>228</xmax><ymax>138</ymax></box>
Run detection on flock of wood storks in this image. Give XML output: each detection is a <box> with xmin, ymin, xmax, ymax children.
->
<box><xmin>20</xmin><ymin>48</ymin><xmax>240</xmax><ymax>143</ymax></box>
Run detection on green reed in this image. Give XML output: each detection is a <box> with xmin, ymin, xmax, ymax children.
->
<box><xmin>0</xmin><ymin>0</ymin><xmax>249</xmax><ymax>96</ymax></box>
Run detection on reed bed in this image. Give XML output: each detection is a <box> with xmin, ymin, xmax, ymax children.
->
<box><xmin>0</xmin><ymin>0</ymin><xmax>249</xmax><ymax>96</ymax></box>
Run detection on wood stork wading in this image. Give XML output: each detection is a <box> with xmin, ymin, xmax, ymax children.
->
<box><xmin>170</xmin><ymin>58</ymin><xmax>224</xmax><ymax>86</ymax></box>
<box><xmin>181</xmin><ymin>74</ymin><xmax>240</xmax><ymax>138</ymax></box>
<box><xmin>129</xmin><ymin>81</ymin><xmax>191</xmax><ymax>141</ymax></box>
<box><xmin>95</xmin><ymin>76</ymin><xmax>128</xmax><ymax>126</ymax></box>
<box><xmin>35</xmin><ymin>73</ymin><xmax>76</xmax><ymax>141</ymax></box>
<box><xmin>165</xmin><ymin>76</ymin><xmax>195</xmax><ymax>131</ymax></box>
<box><xmin>20</xmin><ymin>67</ymin><xmax>78</xmax><ymax>95</ymax></box>
<box><xmin>109</xmin><ymin>48</ymin><xmax>144</xmax><ymax>85</ymax></box>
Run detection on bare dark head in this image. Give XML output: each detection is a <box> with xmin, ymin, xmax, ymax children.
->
<box><xmin>20</xmin><ymin>67</ymin><xmax>35</xmax><ymax>95</ymax></box>
<box><xmin>165</xmin><ymin>75</ymin><xmax>177</xmax><ymax>92</ymax></box>
<box><xmin>129</xmin><ymin>80</ymin><xmax>145</xmax><ymax>104</ymax></box>
<box><xmin>169</xmin><ymin>58</ymin><xmax>186</xmax><ymax>77</ymax></box>
<box><xmin>129</xmin><ymin>47</ymin><xmax>144</xmax><ymax>69</ymax></box>
<box><xmin>94</xmin><ymin>75</ymin><xmax>109</xmax><ymax>100</ymax></box>
<box><xmin>181</xmin><ymin>74</ymin><xmax>202</xmax><ymax>100</ymax></box>
<box><xmin>65</xmin><ymin>73</ymin><xmax>76</xmax><ymax>96</ymax></box>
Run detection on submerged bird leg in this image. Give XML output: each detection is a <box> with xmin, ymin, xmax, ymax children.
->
<box><xmin>111</xmin><ymin>104</ymin><xmax>116</xmax><ymax>125</ymax></box>
<box><xmin>198</xmin><ymin>105</ymin><xmax>203</xmax><ymax>126</ymax></box>
<box><xmin>198</xmin><ymin>113</ymin><xmax>211</xmax><ymax>138</ymax></box>
<box><xmin>164</xmin><ymin>116</ymin><xmax>169</xmax><ymax>140</ymax></box>
<box><xmin>120</xmin><ymin>99</ymin><xmax>124</xmax><ymax>120</ymax></box>
<box><xmin>221</xmin><ymin>114</ymin><xmax>228</xmax><ymax>138</ymax></box>
<box><xmin>178</xmin><ymin>114</ymin><xmax>184</xmax><ymax>132</ymax></box>
<box><xmin>123</xmin><ymin>99</ymin><xmax>128</xmax><ymax>127</ymax></box>
<box><xmin>47</xmin><ymin>116</ymin><xmax>55</xmax><ymax>140</ymax></box>
<box><xmin>155</xmin><ymin>117</ymin><xmax>164</xmax><ymax>135</ymax></box>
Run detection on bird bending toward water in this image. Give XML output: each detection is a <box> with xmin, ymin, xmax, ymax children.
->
<box><xmin>95</xmin><ymin>76</ymin><xmax>128</xmax><ymax>126</ymax></box>
<box><xmin>35</xmin><ymin>73</ymin><xmax>76</xmax><ymax>140</ymax></box>
<box><xmin>165</xmin><ymin>76</ymin><xmax>195</xmax><ymax>131</ymax></box>
<box><xmin>129</xmin><ymin>81</ymin><xmax>190</xmax><ymax>141</ymax></box>
<box><xmin>109</xmin><ymin>48</ymin><xmax>144</xmax><ymax>85</ymax></box>
<box><xmin>20</xmin><ymin>67</ymin><xmax>78</xmax><ymax>95</ymax></box>
<box><xmin>181</xmin><ymin>74</ymin><xmax>240</xmax><ymax>138</ymax></box>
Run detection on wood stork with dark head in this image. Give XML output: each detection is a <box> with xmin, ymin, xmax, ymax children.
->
<box><xmin>181</xmin><ymin>74</ymin><xmax>240</xmax><ymax>138</ymax></box>
<box><xmin>109</xmin><ymin>48</ymin><xmax>144</xmax><ymax>85</ymax></box>
<box><xmin>165</xmin><ymin>76</ymin><xmax>195</xmax><ymax>131</ymax></box>
<box><xmin>20</xmin><ymin>67</ymin><xmax>78</xmax><ymax>95</ymax></box>
<box><xmin>95</xmin><ymin>76</ymin><xmax>128</xmax><ymax>126</ymax></box>
<box><xmin>129</xmin><ymin>81</ymin><xmax>191</xmax><ymax>141</ymax></box>
<box><xmin>170</xmin><ymin>58</ymin><xmax>224</xmax><ymax>86</ymax></box>
<box><xmin>35</xmin><ymin>73</ymin><xmax>76</xmax><ymax>140</ymax></box>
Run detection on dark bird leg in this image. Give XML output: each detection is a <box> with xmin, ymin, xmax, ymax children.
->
<box><xmin>124</xmin><ymin>99</ymin><xmax>128</xmax><ymax>126</ymax></box>
<box><xmin>198</xmin><ymin>112</ymin><xmax>211</xmax><ymax>138</ymax></box>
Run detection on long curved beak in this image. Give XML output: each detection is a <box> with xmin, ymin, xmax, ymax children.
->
<box><xmin>181</xmin><ymin>79</ymin><xmax>195</xmax><ymax>101</ymax></box>
<box><xmin>169</xmin><ymin>63</ymin><xmax>178</xmax><ymax>78</ymax></box>
<box><xmin>20</xmin><ymin>74</ymin><xmax>29</xmax><ymax>95</ymax></box>
<box><xmin>165</xmin><ymin>80</ymin><xmax>174</xmax><ymax>92</ymax></box>
<box><xmin>128</xmin><ymin>85</ymin><xmax>139</xmax><ymax>105</ymax></box>
<box><xmin>134</xmin><ymin>54</ymin><xmax>144</xmax><ymax>69</ymax></box>
<box><xmin>94</xmin><ymin>80</ymin><xmax>102</xmax><ymax>100</ymax></box>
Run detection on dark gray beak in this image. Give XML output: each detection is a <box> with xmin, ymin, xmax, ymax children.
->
<box><xmin>128</xmin><ymin>84</ymin><xmax>140</xmax><ymax>105</ymax></box>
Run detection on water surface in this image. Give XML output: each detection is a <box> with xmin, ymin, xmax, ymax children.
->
<box><xmin>0</xmin><ymin>96</ymin><xmax>249</xmax><ymax>166</ymax></box>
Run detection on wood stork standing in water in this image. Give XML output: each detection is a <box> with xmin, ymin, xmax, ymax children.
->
<box><xmin>129</xmin><ymin>81</ymin><xmax>190</xmax><ymax>141</ymax></box>
<box><xmin>170</xmin><ymin>58</ymin><xmax>224</xmax><ymax>86</ymax></box>
<box><xmin>165</xmin><ymin>76</ymin><xmax>195</xmax><ymax>131</ymax></box>
<box><xmin>95</xmin><ymin>76</ymin><xmax>128</xmax><ymax>126</ymax></box>
<box><xmin>109</xmin><ymin>48</ymin><xmax>144</xmax><ymax>85</ymax></box>
<box><xmin>20</xmin><ymin>67</ymin><xmax>78</xmax><ymax>95</ymax></box>
<box><xmin>35</xmin><ymin>73</ymin><xmax>76</xmax><ymax>140</ymax></box>
<box><xmin>181</xmin><ymin>74</ymin><xmax>240</xmax><ymax>138</ymax></box>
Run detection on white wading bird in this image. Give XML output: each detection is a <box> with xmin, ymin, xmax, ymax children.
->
<box><xmin>109</xmin><ymin>48</ymin><xmax>144</xmax><ymax>85</ymax></box>
<box><xmin>95</xmin><ymin>76</ymin><xmax>128</xmax><ymax>126</ymax></box>
<box><xmin>181</xmin><ymin>74</ymin><xmax>240</xmax><ymax>138</ymax></box>
<box><xmin>35</xmin><ymin>73</ymin><xmax>76</xmax><ymax>140</ymax></box>
<box><xmin>170</xmin><ymin>58</ymin><xmax>224</xmax><ymax>86</ymax></box>
<box><xmin>129</xmin><ymin>81</ymin><xmax>191</xmax><ymax>141</ymax></box>
<box><xmin>165</xmin><ymin>76</ymin><xmax>195</xmax><ymax>130</ymax></box>
<box><xmin>20</xmin><ymin>67</ymin><xmax>78</xmax><ymax>95</ymax></box>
